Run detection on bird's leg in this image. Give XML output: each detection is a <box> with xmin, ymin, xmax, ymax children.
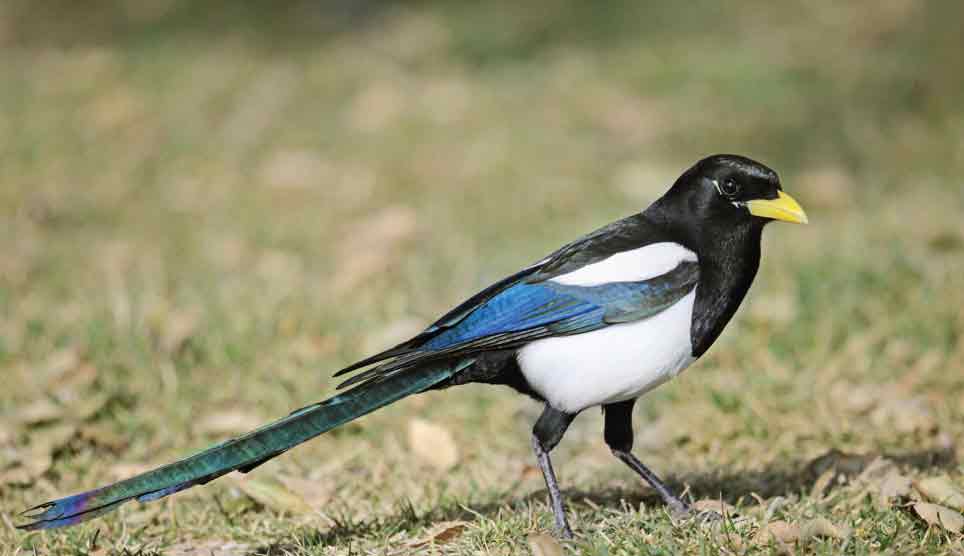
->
<box><xmin>603</xmin><ymin>400</ymin><xmax>690</xmax><ymax>517</ymax></box>
<box><xmin>531</xmin><ymin>405</ymin><xmax>577</xmax><ymax>538</ymax></box>
<box><xmin>612</xmin><ymin>450</ymin><xmax>690</xmax><ymax>517</ymax></box>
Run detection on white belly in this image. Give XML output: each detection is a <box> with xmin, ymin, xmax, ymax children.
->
<box><xmin>517</xmin><ymin>291</ymin><xmax>697</xmax><ymax>413</ymax></box>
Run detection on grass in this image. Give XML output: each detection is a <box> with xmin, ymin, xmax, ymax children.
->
<box><xmin>2</xmin><ymin>1</ymin><xmax>964</xmax><ymax>554</ymax></box>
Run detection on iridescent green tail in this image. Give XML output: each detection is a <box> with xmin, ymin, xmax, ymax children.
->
<box><xmin>19</xmin><ymin>360</ymin><xmax>470</xmax><ymax>530</ymax></box>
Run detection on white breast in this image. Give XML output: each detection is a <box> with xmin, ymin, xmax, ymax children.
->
<box><xmin>517</xmin><ymin>291</ymin><xmax>696</xmax><ymax>413</ymax></box>
<box><xmin>516</xmin><ymin>242</ymin><xmax>699</xmax><ymax>414</ymax></box>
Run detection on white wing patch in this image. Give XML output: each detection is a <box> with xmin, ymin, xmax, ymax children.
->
<box><xmin>549</xmin><ymin>242</ymin><xmax>697</xmax><ymax>287</ymax></box>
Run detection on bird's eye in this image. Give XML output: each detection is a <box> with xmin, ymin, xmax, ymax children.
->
<box><xmin>719</xmin><ymin>179</ymin><xmax>740</xmax><ymax>197</ymax></box>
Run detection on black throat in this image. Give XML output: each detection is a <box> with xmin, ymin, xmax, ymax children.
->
<box><xmin>686</xmin><ymin>223</ymin><xmax>762</xmax><ymax>357</ymax></box>
<box><xmin>644</xmin><ymin>201</ymin><xmax>764</xmax><ymax>358</ymax></box>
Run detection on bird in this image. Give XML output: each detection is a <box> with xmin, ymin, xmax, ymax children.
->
<box><xmin>19</xmin><ymin>154</ymin><xmax>807</xmax><ymax>538</ymax></box>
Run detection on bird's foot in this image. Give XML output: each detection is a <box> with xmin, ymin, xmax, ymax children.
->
<box><xmin>556</xmin><ymin>523</ymin><xmax>574</xmax><ymax>539</ymax></box>
<box><xmin>664</xmin><ymin>499</ymin><xmax>728</xmax><ymax>528</ymax></box>
<box><xmin>663</xmin><ymin>496</ymin><xmax>692</xmax><ymax>522</ymax></box>
<box><xmin>674</xmin><ymin>504</ymin><xmax>750</xmax><ymax>531</ymax></box>
<box><xmin>694</xmin><ymin>509</ymin><xmax>724</xmax><ymax>526</ymax></box>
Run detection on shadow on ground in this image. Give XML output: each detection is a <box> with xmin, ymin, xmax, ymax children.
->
<box><xmin>250</xmin><ymin>447</ymin><xmax>956</xmax><ymax>553</ymax></box>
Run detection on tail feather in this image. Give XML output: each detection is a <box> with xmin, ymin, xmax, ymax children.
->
<box><xmin>19</xmin><ymin>360</ymin><xmax>471</xmax><ymax>531</ymax></box>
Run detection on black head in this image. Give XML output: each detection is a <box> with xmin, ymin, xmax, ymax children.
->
<box><xmin>649</xmin><ymin>154</ymin><xmax>807</xmax><ymax>235</ymax></box>
<box><xmin>644</xmin><ymin>155</ymin><xmax>808</xmax><ymax>356</ymax></box>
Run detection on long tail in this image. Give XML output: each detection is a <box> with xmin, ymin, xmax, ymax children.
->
<box><xmin>18</xmin><ymin>359</ymin><xmax>472</xmax><ymax>530</ymax></box>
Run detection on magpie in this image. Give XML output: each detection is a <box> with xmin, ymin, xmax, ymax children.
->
<box><xmin>19</xmin><ymin>154</ymin><xmax>807</xmax><ymax>537</ymax></box>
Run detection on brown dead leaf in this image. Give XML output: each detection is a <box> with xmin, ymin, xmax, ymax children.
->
<box><xmin>913</xmin><ymin>503</ymin><xmax>964</xmax><ymax>534</ymax></box>
<box><xmin>856</xmin><ymin>456</ymin><xmax>897</xmax><ymax>483</ymax></box>
<box><xmin>754</xmin><ymin>520</ymin><xmax>801</xmax><ymax>545</ymax></box>
<box><xmin>79</xmin><ymin>424</ymin><xmax>128</xmax><ymax>451</ymax></box>
<box><xmin>70</xmin><ymin>392</ymin><xmax>111</xmax><ymax>421</ymax></box>
<box><xmin>877</xmin><ymin>470</ymin><xmax>912</xmax><ymax>509</ymax></box>
<box><xmin>0</xmin><ymin>466</ymin><xmax>41</xmax><ymax>486</ymax></box>
<box><xmin>13</xmin><ymin>399</ymin><xmax>64</xmax><ymax>426</ymax></box>
<box><xmin>197</xmin><ymin>410</ymin><xmax>264</xmax><ymax>436</ymax></box>
<box><xmin>407</xmin><ymin>418</ymin><xmax>459</xmax><ymax>471</ymax></box>
<box><xmin>800</xmin><ymin>517</ymin><xmax>852</xmax><ymax>541</ymax></box>
<box><xmin>914</xmin><ymin>476</ymin><xmax>964</xmax><ymax>512</ymax></box>
<box><xmin>166</xmin><ymin>541</ymin><xmax>251</xmax><ymax>556</ymax></box>
<box><xmin>407</xmin><ymin>521</ymin><xmax>470</xmax><ymax>548</ymax></box>
<box><xmin>233</xmin><ymin>476</ymin><xmax>313</xmax><ymax>515</ymax></box>
<box><xmin>32</xmin><ymin>423</ymin><xmax>77</xmax><ymax>453</ymax></box>
<box><xmin>528</xmin><ymin>532</ymin><xmax>564</xmax><ymax>556</ymax></box>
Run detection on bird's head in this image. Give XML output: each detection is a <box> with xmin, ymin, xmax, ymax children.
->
<box><xmin>652</xmin><ymin>154</ymin><xmax>808</xmax><ymax>234</ymax></box>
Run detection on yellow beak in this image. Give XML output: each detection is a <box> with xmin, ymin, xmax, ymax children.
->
<box><xmin>747</xmin><ymin>190</ymin><xmax>808</xmax><ymax>224</ymax></box>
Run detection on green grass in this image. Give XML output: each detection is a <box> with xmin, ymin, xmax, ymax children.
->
<box><xmin>2</xmin><ymin>1</ymin><xmax>964</xmax><ymax>554</ymax></box>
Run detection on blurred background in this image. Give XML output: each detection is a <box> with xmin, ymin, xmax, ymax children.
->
<box><xmin>2</xmin><ymin>1</ymin><xmax>963</xmax><ymax>554</ymax></box>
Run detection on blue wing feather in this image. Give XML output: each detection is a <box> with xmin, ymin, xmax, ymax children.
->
<box><xmin>422</xmin><ymin>260</ymin><xmax>699</xmax><ymax>350</ymax></box>
<box><xmin>335</xmin><ymin>260</ymin><xmax>698</xmax><ymax>389</ymax></box>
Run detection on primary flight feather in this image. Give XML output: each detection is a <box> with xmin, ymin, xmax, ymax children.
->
<box><xmin>20</xmin><ymin>154</ymin><xmax>807</xmax><ymax>537</ymax></box>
